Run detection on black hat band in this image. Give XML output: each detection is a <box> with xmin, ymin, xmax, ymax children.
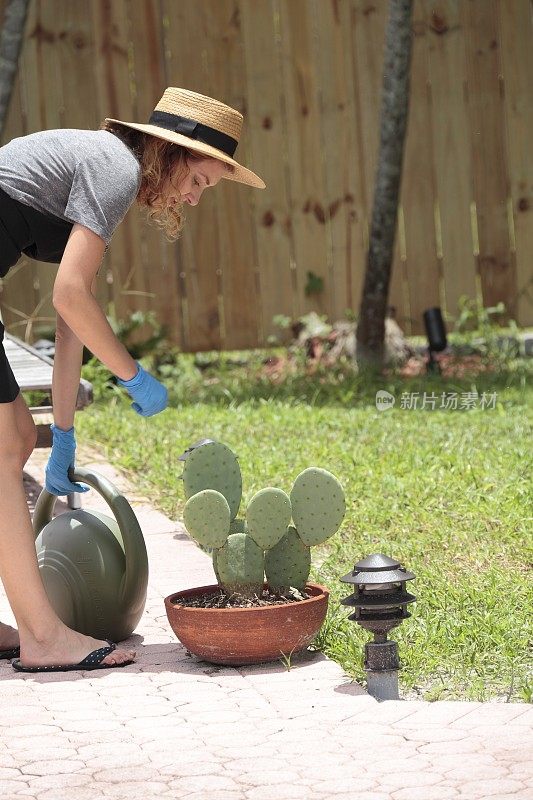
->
<box><xmin>148</xmin><ymin>110</ymin><xmax>238</xmax><ymax>157</ymax></box>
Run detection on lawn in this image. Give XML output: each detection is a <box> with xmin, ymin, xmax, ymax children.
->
<box><xmin>77</xmin><ymin>353</ymin><xmax>532</xmax><ymax>702</ymax></box>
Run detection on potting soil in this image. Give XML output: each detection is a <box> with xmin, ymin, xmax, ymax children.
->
<box><xmin>172</xmin><ymin>587</ymin><xmax>310</xmax><ymax>609</ymax></box>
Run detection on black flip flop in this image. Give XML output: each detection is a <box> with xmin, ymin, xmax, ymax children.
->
<box><xmin>0</xmin><ymin>646</ymin><xmax>20</xmax><ymax>660</ymax></box>
<box><xmin>11</xmin><ymin>641</ymin><xmax>133</xmax><ymax>673</ymax></box>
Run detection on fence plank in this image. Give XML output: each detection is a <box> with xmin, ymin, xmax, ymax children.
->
<box><xmin>127</xmin><ymin>0</ymin><xmax>183</xmax><ymax>348</ymax></box>
<box><xmin>204</xmin><ymin>0</ymin><xmax>260</xmax><ymax>351</ymax></box>
<box><xmin>162</xmin><ymin>0</ymin><xmax>222</xmax><ymax>352</ymax></box>
<box><xmin>498</xmin><ymin>0</ymin><xmax>533</xmax><ymax>326</ymax></box>
<box><xmin>400</xmin><ymin>0</ymin><xmax>441</xmax><ymax>334</ymax></box>
<box><xmin>276</xmin><ymin>0</ymin><xmax>330</xmax><ymax>319</ymax></box>
<box><xmin>462</xmin><ymin>0</ymin><xmax>516</xmax><ymax>315</ymax></box>
<box><xmin>36</xmin><ymin>0</ymin><xmax>64</xmax><ymax>132</ymax></box>
<box><xmin>425</xmin><ymin>0</ymin><xmax>477</xmax><ymax>325</ymax></box>
<box><xmin>338</xmin><ymin>1</ymin><xmax>372</xmax><ymax>321</ymax></box>
<box><xmin>19</xmin><ymin>0</ymin><xmax>57</xmax><ymax>133</ymax></box>
<box><xmin>350</xmin><ymin>1</ymin><xmax>387</xmax><ymax>223</ymax></box>
<box><xmin>311</xmin><ymin>0</ymin><xmax>364</xmax><ymax>322</ymax></box>
<box><xmin>57</xmin><ymin>3</ymin><xmax>100</xmax><ymax>132</ymax></box>
<box><xmin>91</xmin><ymin>0</ymin><xmax>146</xmax><ymax>328</ymax></box>
<box><xmin>240</xmin><ymin>0</ymin><xmax>294</xmax><ymax>342</ymax></box>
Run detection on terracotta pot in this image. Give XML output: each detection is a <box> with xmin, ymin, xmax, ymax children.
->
<box><xmin>164</xmin><ymin>582</ymin><xmax>329</xmax><ymax>665</ymax></box>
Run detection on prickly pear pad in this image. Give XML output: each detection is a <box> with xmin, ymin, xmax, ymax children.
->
<box><xmin>246</xmin><ymin>487</ymin><xmax>292</xmax><ymax>550</ymax></box>
<box><xmin>265</xmin><ymin>525</ymin><xmax>311</xmax><ymax>592</ymax></box>
<box><xmin>290</xmin><ymin>467</ymin><xmax>346</xmax><ymax>546</ymax></box>
<box><xmin>216</xmin><ymin>532</ymin><xmax>265</xmax><ymax>599</ymax></box>
<box><xmin>182</xmin><ymin>442</ymin><xmax>242</xmax><ymax>520</ymax></box>
<box><xmin>183</xmin><ymin>489</ymin><xmax>231</xmax><ymax>549</ymax></box>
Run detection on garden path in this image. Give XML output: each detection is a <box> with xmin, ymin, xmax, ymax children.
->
<box><xmin>0</xmin><ymin>447</ymin><xmax>531</xmax><ymax>800</ymax></box>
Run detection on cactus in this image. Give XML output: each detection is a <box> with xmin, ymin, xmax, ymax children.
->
<box><xmin>265</xmin><ymin>525</ymin><xmax>311</xmax><ymax>593</ymax></box>
<box><xmin>216</xmin><ymin>533</ymin><xmax>265</xmax><ymax>599</ymax></box>
<box><xmin>246</xmin><ymin>488</ymin><xmax>291</xmax><ymax>550</ymax></box>
<box><xmin>183</xmin><ymin>489</ymin><xmax>231</xmax><ymax>549</ymax></box>
<box><xmin>290</xmin><ymin>467</ymin><xmax>346</xmax><ymax>546</ymax></box>
<box><xmin>180</xmin><ymin>440</ymin><xmax>345</xmax><ymax>601</ymax></box>
<box><xmin>182</xmin><ymin>441</ymin><xmax>242</xmax><ymax>520</ymax></box>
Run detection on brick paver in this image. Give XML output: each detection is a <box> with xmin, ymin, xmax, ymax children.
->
<box><xmin>1</xmin><ymin>448</ymin><xmax>531</xmax><ymax>800</ymax></box>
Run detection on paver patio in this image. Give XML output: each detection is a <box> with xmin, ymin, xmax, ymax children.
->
<box><xmin>0</xmin><ymin>446</ymin><xmax>531</xmax><ymax>800</ymax></box>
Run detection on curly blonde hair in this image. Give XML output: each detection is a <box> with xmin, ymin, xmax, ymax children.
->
<box><xmin>101</xmin><ymin>121</ymin><xmax>233</xmax><ymax>241</ymax></box>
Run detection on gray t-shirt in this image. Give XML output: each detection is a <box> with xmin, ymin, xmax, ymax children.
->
<box><xmin>0</xmin><ymin>129</ymin><xmax>141</xmax><ymax>244</ymax></box>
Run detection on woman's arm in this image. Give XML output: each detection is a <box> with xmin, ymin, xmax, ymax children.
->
<box><xmin>52</xmin><ymin>223</ymin><xmax>138</xmax><ymax>389</ymax></box>
<box><xmin>52</xmin><ymin>270</ymin><xmax>102</xmax><ymax>429</ymax></box>
<box><xmin>52</xmin><ymin>313</ymin><xmax>84</xmax><ymax>431</ymax></box>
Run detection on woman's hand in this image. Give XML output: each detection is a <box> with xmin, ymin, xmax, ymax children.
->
<box><xmin>117</xmin><ymin>362</ymin><xmax>168</xmax><ymax>417</ymax></box>
<box><xmin>45</xmin><ymin>425</ymin><xmax>89</xmax><ymax>496</ymax></box>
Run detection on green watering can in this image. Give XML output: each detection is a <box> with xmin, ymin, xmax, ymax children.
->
<box><xmin>33</xmin><ymin>467</ymin><xmax>148</xmax><ymax>642</ymax></box>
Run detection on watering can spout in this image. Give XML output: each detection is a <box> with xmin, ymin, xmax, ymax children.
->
<box><xmin>108</xmin><ymin>493</ymin><xmax>149</xmax><ymax>615</ymax></box>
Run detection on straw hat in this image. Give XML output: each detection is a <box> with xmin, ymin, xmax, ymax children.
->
<box><xmin>105</xmin><ymin>87</ymin><xmax>265</xmax><ymax>189</ymax></box>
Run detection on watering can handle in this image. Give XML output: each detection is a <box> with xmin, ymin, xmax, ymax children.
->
<box><xmin>32</xmin><ymin>467</ymin><xmax>148</xmax><ymax>614</ymax></box>
<box><xmin>33</xmin><ymin>467</ymin><xmax>124</xmax><ymax>535</ymax></box>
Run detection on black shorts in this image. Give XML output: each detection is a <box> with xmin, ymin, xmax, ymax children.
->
<box><xmin>0</xmin><ymin>185</ymin><xmax>73</xmax><ymax>403</ymax></box>
<box><xmin>0</xmin><ymin>185</ymin><xmax>73</xmax><ymax>276</ymax></box>
<box><xmin>0</xmin><ymin>321</ymin><xmax>20</xmax><ymax>403</ymax></box>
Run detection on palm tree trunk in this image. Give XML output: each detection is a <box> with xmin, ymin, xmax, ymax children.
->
<box><xmin>0</xmin><ymin>0</ymin><xmax>30</xmax><ymax>140</ymax></box>
<box><xmin>356</xmin><ymin>0</ymin><xmax>413</xmax><ymax>368</ymax></box>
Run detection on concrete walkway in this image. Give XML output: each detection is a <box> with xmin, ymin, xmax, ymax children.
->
<box><xmin>0</xmin><ymin>448</ymin><xmax>531</xmax><ymax>800</ymax></box>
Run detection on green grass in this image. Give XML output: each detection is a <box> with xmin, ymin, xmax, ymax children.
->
<box><xmin>77</xmin><ymin>356</ymin><xmax>532</xmax><ymax>702</ymax></box>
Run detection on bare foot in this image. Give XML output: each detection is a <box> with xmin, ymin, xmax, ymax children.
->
<box><xmin>0</xmin><ymin>621</ymin><xmax>20</xmax><ymax>651</ymax></box>
<box><xmin>18</xmin><ymin>623</ymin><xmax>135</xmax><ymax>669</ymax></box>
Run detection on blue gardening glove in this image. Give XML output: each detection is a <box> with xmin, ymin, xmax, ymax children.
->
<box><xmin>117</xmin><ymin>362</ymin><xmax>168</xmax><ymax>417</ymax></box>
<box><xmin>45</xmin><ymin>425</ymin><xmax>90</xmax><ymax>496</ymax></box>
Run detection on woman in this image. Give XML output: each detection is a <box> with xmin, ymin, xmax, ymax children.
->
<box><xmin>0</xmin><ymin>87</ymin><xmax>265</xmax><ymax>673</ymax></box>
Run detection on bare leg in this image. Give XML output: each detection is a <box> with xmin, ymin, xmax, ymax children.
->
<box><xmin>0</xmin><ymin>393</ymin><xmax>135</xmax><ymax>667</ymax></box>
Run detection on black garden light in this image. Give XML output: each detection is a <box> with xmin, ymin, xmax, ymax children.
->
<box><xmin>340</xmin><ymin>554</ymin><xmax>416</xmax><ymax>701</ymax></box>
<box><xmin>423</xmin><ymin>307</ymin><xmax>447</xmax><ymax>375</ymax></box>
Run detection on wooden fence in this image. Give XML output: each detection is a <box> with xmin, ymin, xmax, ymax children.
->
<box><xmin>0</xmin><ymin>0</ymin><xmax>531</xmax><ymax>350</ymax></box>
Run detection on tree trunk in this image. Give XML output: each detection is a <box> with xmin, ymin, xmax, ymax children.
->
<box><xmin>0</xmin><ymin>0</ymin><xmax>30</xmax><ymax>140</ymax></box>
<box><xmin>355</xmin><ymin>0</ymin><xmax>413</xmax><ymax>369</ymax></box>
